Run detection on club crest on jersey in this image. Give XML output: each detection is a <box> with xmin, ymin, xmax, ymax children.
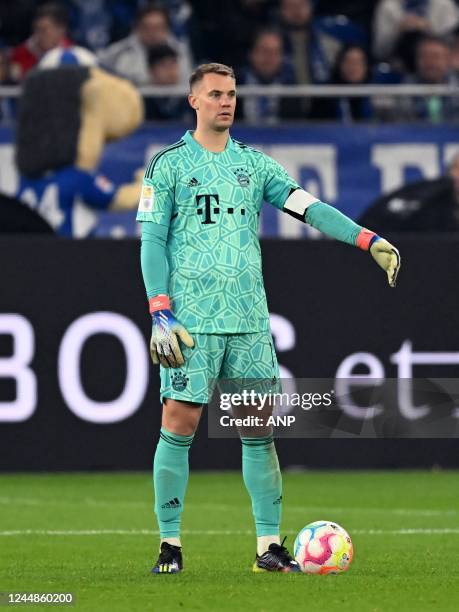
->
<box><xmin>233</xmin><ymin>168</ymin><xmax>250</xmax><ymax>187</ymax></box>
<box><xmin>138</xmin><ymin>184</ymin><xmax>154</xmax><ymax>212</ymax></box>
<box><xmin>171</xmin><ymin>372</ymin><xmax>189</xmax><ymax>392</ymax></box>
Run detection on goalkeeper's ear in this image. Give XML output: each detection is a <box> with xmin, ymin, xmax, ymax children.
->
<box><xmin>188</xmin><ymin>91</ymin><xmax>199</xmax><ymax>111</ymax></box>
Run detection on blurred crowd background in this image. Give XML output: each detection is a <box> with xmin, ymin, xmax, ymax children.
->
<box><xmin>2</xmin><ymin>0</ymin><xmax>459</xmax><ymax>238</ymax></box>
<box><xmin>2</xmin><ymin>0</ymin><xmax>459</xmax><ymax>124</ymax></box>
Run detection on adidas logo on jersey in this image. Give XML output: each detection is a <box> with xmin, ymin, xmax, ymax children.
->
<box><xmin>161</xmin><ymin>497</ymin><xmax>181</xmax><ymax>509</ymax></box>
<box><xmin>187</xmin><ymin>177</ymin><xmax>200</xmax><ymax>187</ymax></box>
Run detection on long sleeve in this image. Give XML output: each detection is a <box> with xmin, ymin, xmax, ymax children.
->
<box><xmin>140</xmin><ymin>221</ymin><xmax>169</xmax><ymax>298</ymax></box>
<box><xmin>305</xmin><ymin>201</ymin><xmax>363</xmax><ymax>246</ymax></box>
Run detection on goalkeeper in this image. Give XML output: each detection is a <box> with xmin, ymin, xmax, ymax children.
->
<box><xmin>138</xmin><ymin>63</ymin><xmax>400</xmax><ymax>575</ymax></box>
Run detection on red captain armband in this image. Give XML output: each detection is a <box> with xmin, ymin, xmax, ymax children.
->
<box><xmin>149</xmin><ymin>294</ymin><xmax>171</xmax><ymax>313</ymax></box>
<box><xmin>356</xmin><ymin>228</ymin><xmax>379</xmax><ymax>251</ymax></box>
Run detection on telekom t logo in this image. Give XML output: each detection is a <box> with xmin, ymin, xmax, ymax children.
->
<box><xmin>195</xmin><ymin>194</ymin><xmax>245</xmax><ymax>224</ymax></box>
<box><xmin>196</xmin><ymin>194</ymin><xmax>220</xmax><ymax>224</ymax></box>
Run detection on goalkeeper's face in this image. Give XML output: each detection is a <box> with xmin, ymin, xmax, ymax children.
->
<box><xmin>189</xmin><ymin>73</ymin><xmax>236</xmax><ymax>132</ymax></box>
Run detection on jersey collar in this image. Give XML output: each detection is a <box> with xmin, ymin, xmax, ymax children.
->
<box><xmin>183</xmin><ymin>130</ymin><xmax>235</xmax><ymax>155</ymax></box>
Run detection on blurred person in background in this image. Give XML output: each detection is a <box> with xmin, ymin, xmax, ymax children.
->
<box><xmin>64</xmin><ymin>0</ymin><xmax>115</xmax><ymax>50</ymax></box>
<box><xmin>0</xmin><ymin>46</ymin><xmax>11</xmax><ymax>83</ymax></box>
<box><xmin>97</xmin><ymin>3</ymin><xmax>191</xmax><ymax>86</ymax></box>
<box><xmin>451</xmin><ymin>27</ymin><xmax>459</xmax><ymax>76</ymax></box>
<box><xmin>0</xmin><ymin>46</ymin><xmax>15</xmax><ymax>123</ymax></box>
<box><xmin>402</xmin><ymin>35</ymin><xmax>459</xmax><ymax>122</ymax></box>
<box><xmin>189</xmin><ymin>0</ymin><xmax>276</xmax><ymax>73</ymax></box>
<box><xmin>159</xmin><ymin>0</ymin><xmax>192</xmax><ymax>42</ymax></box>
<box><xmin>278</xmin><ymin>0</ymin><xmax>342</xmax><ymax>84</ymax></box>
<box><xmin>359</xmin><ymin>152</ymin><xmax>459</xmax><ymax>231</ymax></box>
<box><xmin>64</xmin><ymin>0</ymin><xmax>191</xmax><ymax>52</ymax></box>
<box><xmin>373</xmin><ymin>0</ymin><xmax>459</xmax><ymax>72</ymax></box>
<box><xmin>144</xmin><ymin>43</ymin><xmax>191</xmax><ymax>121</ymax></box>
<box><xmin>312</xmin><ymin>44</ymin><xmax>373</xmax><ymax>121</ymax></box>
<box><xmin>10</xmin><ymin>2</ymin><xmax>72</xmax><ymax>82</ymax></box>
<box><xmin>314</xmin><ymin>0</ymin><xmax>376</xmax><ymax>35</ymax></box>
<box><xmin>238</xmin><ymin>28</ymin><xmax>306</xmax><ymax>124</ymax></box>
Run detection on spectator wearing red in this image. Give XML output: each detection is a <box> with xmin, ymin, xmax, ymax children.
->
<box><xmin>10</xmin><ymin>3</ymin><xmax>72</xmax><ymax>82</ymax></box>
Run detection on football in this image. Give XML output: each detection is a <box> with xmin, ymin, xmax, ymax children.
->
<box><xmin>294</xmin><ymin>521</ymin><xmax>353</xmax><ymax>574</ymax></box>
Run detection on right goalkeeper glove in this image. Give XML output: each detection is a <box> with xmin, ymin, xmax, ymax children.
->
<box><xmin>149</xmin><ymin>295</ymin><xmax>194</xmax><ymax>368</ymax></box>
<box><xmin>369</xmin><ymin>237</ymin><xmax>401</xmax><ymax>288</ymax></box>
<box><xmin>357</xmin><ymin>229</ymin><xmax>401</xmax><ymax>287</ymax></box>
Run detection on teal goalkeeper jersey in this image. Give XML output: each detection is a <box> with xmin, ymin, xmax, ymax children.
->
<box><xmin>137</xmin><ymin>130</ymin><xmax>302</xmax><ymax>333</ymax></box>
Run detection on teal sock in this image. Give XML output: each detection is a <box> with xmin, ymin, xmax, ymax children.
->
<box><xmin>153</xmin><ymin>427</ymin><xmax>194</xmax><ymax>539</ymax></box>
<box><xmin>241</xmin><ymin>435</ymin><xmax>282</xmax><ymax>536</ymax></box>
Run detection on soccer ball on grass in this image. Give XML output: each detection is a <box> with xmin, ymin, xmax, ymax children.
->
<box><xmin>294</xmin><ymin>520</ymin><xmax>353</xmax><ymax>574</ymax></box>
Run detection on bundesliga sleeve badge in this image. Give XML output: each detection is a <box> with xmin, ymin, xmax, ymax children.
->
<box><xmin>138</xmin><ymin>184</ymin><xmax>154</xmax><ymax>213</ymax></box>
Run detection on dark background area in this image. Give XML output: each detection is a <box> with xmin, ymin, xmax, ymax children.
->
<box><xmin>0</xmin><ymin>236</ymin><xmax>458</xmax><ymax>471</ymax></box>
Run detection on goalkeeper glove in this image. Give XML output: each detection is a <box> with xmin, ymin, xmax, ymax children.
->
<box><xmin>357</xmin><ymin>229</ymin><xmax>401</xmax><ymax>287</ymax></box>
<box><xmin>149</xmin><ymin>295</ymin><xmax>194</xmax><ymax>368</ymax></box>
<box><xmin>369</xmin><ymin>237</ymin><xmax>401</xmax><ymax>287</ymax></box>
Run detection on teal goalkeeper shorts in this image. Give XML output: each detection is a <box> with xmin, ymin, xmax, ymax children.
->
<box><xmin>160</xmin><ymin>331</ymin><xmax>280</xmax><ymax>404</ymax></box>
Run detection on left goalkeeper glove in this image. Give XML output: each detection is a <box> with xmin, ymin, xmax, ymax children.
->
<box><xmin>369</xmin><ymin>237</ymin><xmax>401</xmax><ymax>287</ymax></box>
<box><xmin>149</xmin><ymin>295</ymin><xmax>194</xmax><ymax>368</ymax></box>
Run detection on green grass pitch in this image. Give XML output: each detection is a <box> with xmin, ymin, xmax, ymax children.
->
<box><xmin>0</xmin><ymin>471</ymin><xmax>458</xmax><ymax>611</ymax></box>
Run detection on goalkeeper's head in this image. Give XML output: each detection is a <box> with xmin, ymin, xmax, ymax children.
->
<box><xmin>188</xmin><ymin>63</ymin><xmax>236</xmax><ymax>133</ymax></box>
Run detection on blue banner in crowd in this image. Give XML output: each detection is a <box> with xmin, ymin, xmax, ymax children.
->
<box><xmin>2</xmin><ymin>123</ymin><xmax>459</xmax><ymax>236</ymax></box>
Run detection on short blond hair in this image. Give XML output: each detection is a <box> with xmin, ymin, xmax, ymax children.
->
<box><xmin>189</xmin><ymin>62</ymin><xmax>235</xmax><ymax>90</ymax></box>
